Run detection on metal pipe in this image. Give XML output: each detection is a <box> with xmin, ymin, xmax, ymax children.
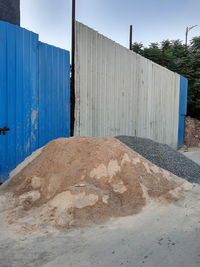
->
<box><xmin>185</xmin><ymin>27</ymin><xmax>188</xmax><ymax>47</ymax></box>
<box><xmin>71</xmin><ymin>0</ymin><xmax>76</xmax><ymax>136</ymax></box>
<box><xmin>129</xmin><ymin>25</ymin><xmax>133</xmax><ymax>50</ymax></box>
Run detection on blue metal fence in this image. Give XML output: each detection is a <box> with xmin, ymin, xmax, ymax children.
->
<box><xmin>0</xmin><ymin>21</ymin><xmax>70</xmax><ymax>182</ymax></box>
<box><xmin>178</xmin><ymin>76</ymin><xmax>188</xmax><ymax>147</ymax></box>
<box><xmin>38</xmin><ymin>42</ymin><xmax>70</xmax><ymax>147</ymax></box>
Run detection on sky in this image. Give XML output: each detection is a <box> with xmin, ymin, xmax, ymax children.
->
<box><xmin>21</xmin><ymin>0</ymin><xmax>200</xmax><ymax>51</ymax></box>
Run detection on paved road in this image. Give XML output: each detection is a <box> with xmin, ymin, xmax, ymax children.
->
<box><xmin>181</xmin><ymin>147</ymin><xmax>200</xmax><ymax>165</ymax></box>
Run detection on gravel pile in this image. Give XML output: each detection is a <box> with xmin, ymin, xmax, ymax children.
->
<box><xmin>116</xmin><ymin>136</ymin><xmax>200</xmax><ymax>184</ymax></box>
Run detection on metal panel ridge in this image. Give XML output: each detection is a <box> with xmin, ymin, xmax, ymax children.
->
<box><xmin>75</xmin><ymin>21</ymin><xmax>182</xmax><ymax>148</ymax></box>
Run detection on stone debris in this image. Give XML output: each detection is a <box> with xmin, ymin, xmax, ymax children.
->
<box><xmin>116</xmin><ymin>135</ymin><xmax>200</xmax><ymax>184</ymax></box>
<box><xmin>185</xmin><ymin>116</ymin><xmax>200</xmax><ymax>147</ymax></box>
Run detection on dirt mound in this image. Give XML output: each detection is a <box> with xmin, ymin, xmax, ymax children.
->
<box><xmin>0</xmin><ymin>137</ymin><xmax>191</xmax><ymax>229</ymax></box>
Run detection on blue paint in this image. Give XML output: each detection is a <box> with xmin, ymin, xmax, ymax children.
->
<box><xmin>0</xmin><ymin>22</ymin><xmax>7</xmax><ymax>180</ymax></box>
<box><xmin>178</xmin><ymin>76</ymin><xmax>188</xmax><ymax>147</ymax></box>
<box><xmin>0</xmin><ymin>21</ymin><xmax>70</xmax><ymax>182</ymax></box>
<box><xmin>38</xmin><ymin>42</ymin><xmax>70</xmax><ymax>147</ymax></box>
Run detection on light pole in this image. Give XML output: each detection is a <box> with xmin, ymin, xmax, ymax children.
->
<box><xmin>185</xmin><ymin>25</ymin><xmax>198</xmax><ymax>48</ymax></box>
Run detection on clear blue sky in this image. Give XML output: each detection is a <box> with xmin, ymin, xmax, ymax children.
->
<box><xmin>21</xmin><ymin>0</ymin><xmax>200</xmax><ymax>51</ymax></box>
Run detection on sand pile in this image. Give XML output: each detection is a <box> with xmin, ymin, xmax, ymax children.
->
<box><xmin>0</xmin><ymin>137</ymin><xmax>191</xmax><ymax>230</ymax></box>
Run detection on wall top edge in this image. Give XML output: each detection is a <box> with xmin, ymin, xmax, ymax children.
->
<box><xmin>76</xmin><ymin>20</ymin><xmax>184</xmax><ymax>79</ymax></box>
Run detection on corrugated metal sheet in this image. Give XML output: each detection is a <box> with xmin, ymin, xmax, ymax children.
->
<box><xmin>178</xmin><ymin>76</ymin><xmax>188</xmax><ymax>147</ymax></box>
<box><xmin>0</xmin><ymin>21</ymin><xmax>70</xmax><ymax>182</ymax></box>
<box><xmin>75</xmin><ymin>21</ymin><xmax>180</xmax><ymax>148</ymax></box>
<box><xmin>38</xmin><ymin>42</ymin><xmax>70</xmax><ymax>147</ymax></box>
<box><xmin>0</xmin><ymin>21</ymin><xmax>39</xmax><ymax>182</ymax></box>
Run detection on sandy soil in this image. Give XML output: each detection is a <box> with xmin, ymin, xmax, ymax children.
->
<box><xmin>0</xmin><ymin>184</ymin><xmax>200</xmax><ymax>267</ymax></box>
<box><xmin>0</xmin><ymin>137</ymin><xmax>199</xmax><ymax>266</ymax></box>
<box><xmin>1</xmin><ymin>137</ymin><xmax>190</xmax><ymax>230</ymax></box>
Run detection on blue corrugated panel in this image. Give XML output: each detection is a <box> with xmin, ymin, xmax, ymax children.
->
<box><xmin>0</xmin><ymin>21</ymin><xmax>70</xmax><ymax>182</ymax></box>
<box><xmin>178</xmin><ymin>76</ymin><xmax>188</xmax><ymax>147</ymax></box>
<box><xmin>14</xmin><ymin>25</ymin><xmax>39</xmax><ymax>167</ymax></box>
<box><xmin>38</xmin><ymin>42</ymin><xmax>70</xmax><ymax>147</ymax></box>
<box><xmin>0</xmin><ymin>21</ymin><xmax>39</xmax><ymax>182</ymax></box>
<box><xmin>0</xmin><ymin>21</ymin><xmax>7</xmax><ymax>180</ymax></box>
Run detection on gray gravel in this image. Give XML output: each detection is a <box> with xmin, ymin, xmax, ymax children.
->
<box><xmin>116</xmin><ymin>136</ymin><xmax>200</xmax><ymax>184</ymax></box>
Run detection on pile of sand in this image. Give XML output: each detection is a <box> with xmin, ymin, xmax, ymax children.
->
<box><xmin>0</xmin><ymin>137</ymin><xmax>191</xmax><ymax>230</ymax></box>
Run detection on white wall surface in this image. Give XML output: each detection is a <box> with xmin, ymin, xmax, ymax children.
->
<box><xmin>75</xmin><ymin>21</ymin><xmax>180</xmax><ymax>148</ymax></box>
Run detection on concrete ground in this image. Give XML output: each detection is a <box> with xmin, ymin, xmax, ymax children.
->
<box><xmin>0</xmin><ymin>185</ymin><xmax>200</xmax><ymax>267</ymax></box>
<box><xmin>180</xmin><ymin>147</ymin><xmax>200</xmax><ymax>165</ymax></box>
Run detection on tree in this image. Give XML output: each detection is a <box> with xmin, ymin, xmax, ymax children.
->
<box><xmin>132</xmin><ymin>37</ymin><xmax>200</xmax><ymax>120</ymax></box>
<box><xmin>149</xmin><ymin>42</ymin><xmax>159</xmax><ymax>49</ymax></box>
<box><xmin>161</xmin><ymin>40</ymin><xmax>171</xmax><ymax>50</ymax></box>
<box><xmin>190</xmin><ymin>37</ymin><xmax>200</xmax><ymax>52</ymax></box>
<box><xmin>132</xmin><ymin>42</ymin><xmax>144</xmax><ymax>55</ymax></box>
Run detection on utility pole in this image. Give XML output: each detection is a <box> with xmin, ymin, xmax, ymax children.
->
<box><xmin>129</xmin><ymin>25</ymin><xmax>133</xmax><ymax>50</ymax></box>
<box><xmin>185</xmin><ymin>25</ymin><xmax>198</xmax><ymax>48</ymax></box>
<box><xmin>71</xmin><ymin>0</ymin><xmax>76</xmax><ymax>136</ymax></box>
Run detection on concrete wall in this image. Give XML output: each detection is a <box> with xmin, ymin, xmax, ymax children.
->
<box><xmin>0</xmin><ymin>0</ymin><xmax>20</xmax><ymax>26</ymax></box>
<box><xmin>75</xmin><ymin>21</ymin><xmax>180</xmax><ymax>148</ymax></box>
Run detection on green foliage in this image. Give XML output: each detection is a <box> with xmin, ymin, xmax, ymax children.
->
<box><xmin>132</xmin><ymin>37</ymin><xmax>200</xmax><ymax>120</ymax></box>
<box><xmin>132</xmin><ymin>42</ymin><xmax>144</xmax><ymax>55</ymax></box>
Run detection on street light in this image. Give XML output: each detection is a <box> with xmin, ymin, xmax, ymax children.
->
<box><xmin>185</xmin><ymin>25</ymin><xmax>198</xmax><ymax>47</ymax></box>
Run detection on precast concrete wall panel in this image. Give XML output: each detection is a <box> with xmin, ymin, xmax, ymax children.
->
<box><xmin>75</xmin><ymin>21</ymin><xmax>180</xmax><ymax>148</ymax></box>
